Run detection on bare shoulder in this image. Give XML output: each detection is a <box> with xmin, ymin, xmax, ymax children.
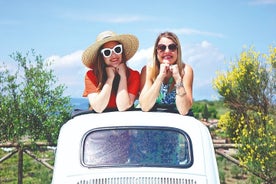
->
<box><xmin>141</xmin><ymin>64</ymin><xmax>154</xmax><ymax>75</ymax></box>
<box><xmin>184</xmin><ymin>63</ymin><xmax>193</xmax><ymax>74</ymax></box>
<box><xmin>184</xmin><ymin>63</ymin><xmax>193</xmax><ymax>70</ymax></box>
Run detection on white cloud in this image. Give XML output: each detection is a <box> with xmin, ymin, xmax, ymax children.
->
<box><xmin>176</xmin><ymin>28</ymin><xmax>224</xmax><ymax>38</ymax></box>
<box><xmin>47</xmin><ymin>50</ymin><xmax>87</xmax><ymax>97</ymax></box>
<box><xmin>47</xmin><ymin>50</ymin><xmax>83</xmax><ymax>68</ymax></box>
<box><xmin>105</xmin><ymin>16</ymin><xmax>145</xmax><ymax>23</ymax></box>
<box><xmin>128</xmin><ymin>47</ymin><xmax>153</xmax><ymax>72</ymax></box>
<box><xmin>182</xmin><ymin>41</ymin><xmax>226</xmax><ymax>100</ymax></box>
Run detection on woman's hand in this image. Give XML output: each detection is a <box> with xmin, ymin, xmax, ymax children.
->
<box><xmin>106</xmin><ymin>66</ymin><xmax>116</xmax><ymax>79</ymax></box>
<box><xmin>116</xmin><ymin>63</ymin><xmax>127</xmax><ymax>77</ymax></box>
<box><xmin>170</xmin><ymin>64</ymin><xmax>182</xmax><ymax>82</ymax></box>
<box><xmin>158</xmin><ymin>63</ymin><xmax>170</xmax><ymax>80</ymax></box>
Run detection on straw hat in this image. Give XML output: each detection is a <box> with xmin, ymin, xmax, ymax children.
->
<box><xmin>82</xmin><ymin>31</ymin><xmax>139</xmax><ymax>68</ymax></box>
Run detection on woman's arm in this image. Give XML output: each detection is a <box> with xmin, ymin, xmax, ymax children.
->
<box><xmin>87</xmin><ymin>67</ymin><xmax>116</xmax><ymax>113</ymax></box>
<box><xmin>140</xmin><ymin>66</ymin><xmax>147</xmax><ymax>92</ymax></box>
<box><xmin>116</xmin><ymin>64</ymin><xmax>139</xmax><ymax>111</ymax></box>
<box><xmin>174</xmin><ymin>64</ymin><xmax>194</xmax><ymax>115</ymax></box>
<box><xmin>88</xmin><ymin>77</ymin><xmax>114</xmax><ymax>113</ymax></box>
<box><xmin>139</xmin><ymin>65</ymin><xmax>163</xmax><ymax>111</ymax></box>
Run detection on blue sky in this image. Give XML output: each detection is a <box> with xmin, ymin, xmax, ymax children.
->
<box><xmin>1</xmin><ymin>0</ymin><xmax>275</xmax><ymax>100</ymax></box>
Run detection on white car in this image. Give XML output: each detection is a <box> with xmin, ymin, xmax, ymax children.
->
<box><xmin>52</xmin><ymin>110</ymin><xmax>220</xmax><ymax>184</ymax></box>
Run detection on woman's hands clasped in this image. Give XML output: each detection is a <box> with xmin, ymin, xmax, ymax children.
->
<box><xmin>106</xmin><ymin>63</ymin><xmax>127</xmax><ymax>79</ymax></box>
<box><xmin>158</xmin><ymin>63</ymin><xmax>182</xmax><ymax>82</ymax></box>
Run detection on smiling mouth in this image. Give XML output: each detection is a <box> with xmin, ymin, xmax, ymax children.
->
<box><xmin>163</xmin><ymin>55</ymin><xmax>172</xmax><ymax>59</ymax></box>
<box><xmin>109</xmin><ymin>58</ymin><xmax>120</xmax><ymax>62</ymax></box>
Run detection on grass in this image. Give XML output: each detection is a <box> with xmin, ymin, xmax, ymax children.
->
<box><xmin>0</xmin><ymin>148</ymin><xmax>54</xmax><ymax>184</ymax></box>
<box><xmin>216</xmin><ymin>155</ymin><xmax>264</xmax><ymax>184</ymax></box>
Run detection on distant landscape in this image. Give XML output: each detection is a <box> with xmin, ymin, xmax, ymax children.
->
<box><xmin>70</xmin><ymin>97</ymin><xmax>89</xmax><ymax>110</ymax></box>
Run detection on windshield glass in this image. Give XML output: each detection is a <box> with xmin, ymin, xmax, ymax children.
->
<box><xmin>82</xmin><ymin>127</ymin><xmax>193</xmax><ymax>168</ymax></box>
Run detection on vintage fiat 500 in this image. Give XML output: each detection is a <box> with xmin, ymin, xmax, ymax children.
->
<box><xmin>51</xmin><ymin>110</ymin><xmax>220</xmax><ymax>184</ymax></box>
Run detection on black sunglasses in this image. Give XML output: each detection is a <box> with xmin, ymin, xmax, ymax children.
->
<box><xmin>157</xmin><ymin>44</ymin><xmax>177</xmax><ymax>52</ymax></box>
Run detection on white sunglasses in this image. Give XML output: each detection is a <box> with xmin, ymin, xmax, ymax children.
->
<box><xmin>101</xmin><ymin>44</ymin><xmax>123</xmax><ymax>58</ymax></box>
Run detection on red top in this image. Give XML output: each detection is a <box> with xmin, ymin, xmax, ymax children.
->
<box><xmin>83</xmin><ymin>68</ymin><xmax>140</xmax><ymax>109</ymax></box>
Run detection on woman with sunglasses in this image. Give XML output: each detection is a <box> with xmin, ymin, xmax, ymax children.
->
<box><xmin>82</xmin><ymin>31</ymin><xmax>140</xmax><ymax>113</ymax></box>
<box><xmin>139</xmin><ymin>31</ymin><xmax>194</xmax><ymax>116</ymax></box>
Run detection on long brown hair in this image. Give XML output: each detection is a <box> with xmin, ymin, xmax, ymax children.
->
<box><xmin>150</xmin><ymin>31</ymin><xmax>185</xmax><ymax>81</ymax></box>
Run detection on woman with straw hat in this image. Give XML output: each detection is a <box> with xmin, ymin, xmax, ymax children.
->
<box><xmin>82</xmin><ymin>31</ymin><xmax>140</xmax><ymax>113</ymax></box>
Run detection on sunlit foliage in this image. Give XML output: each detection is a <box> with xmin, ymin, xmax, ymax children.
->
<box><xmin>213</xmin><ymin>46</ymin><xmax>276</xmax><ymax>183</ymax></box>
<box><xmin>0</xmin><ymin>50</ymin><xmax>72</xmax><ymax>144</ymax></box>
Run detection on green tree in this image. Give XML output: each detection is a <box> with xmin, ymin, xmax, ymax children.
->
<box><xmin>208</xmin><ymin>106</ymin><xmax>217</xmax><ymax>119</ymax></box>
<box><xmin>192</xmin><ymin>100</ymin><xmax>219</xmax><ymax>119</ymax></box>
<box><xmin>202</xmin><ymin>104</ymin><xmax>210</xmax><ymax>120</ymax></box>
<box><xmin>0</xmin><ymin>50</ymin><xmax>72</xmax><ymax>144</ymax></box>
<box><xmin>213</xmin><ymin>46</ymin><xmax>276</xmax><ymax>183</ymax></box>
<box><xmin>191</xmin><ymin>102</ymin><xmax>203</xmax><ymax>119</ymax></box>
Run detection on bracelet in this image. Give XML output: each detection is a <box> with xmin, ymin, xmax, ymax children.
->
<box><xmin>174</xmin><ymin>80</ymin><xmax>183</xmax><ymax>88</ymax></box>
<box><xmin>176</xmin><ymin>89</ymin><xmax>186</xmax><ymax>96</ymax></box>
<box><xmin>175</xmin><ymin>80</ymin><xmax>186</xmax><ymax>96</ymax></box>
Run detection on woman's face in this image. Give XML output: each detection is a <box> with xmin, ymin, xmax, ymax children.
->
<box><xmin>156</xmin><ymin>37</ymin><xmax>178</xmax><ymax>65</ymax></box>
<box><xmin>101</xmin><ymin>41</ymin><xmax>123</xmax><ymax>68</ymax></box>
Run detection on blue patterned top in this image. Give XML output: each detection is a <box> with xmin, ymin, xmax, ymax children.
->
<box><xmin>156</xmin><ymin>77</ymin><xmax>176</xmax><ymax>104</ymax></box>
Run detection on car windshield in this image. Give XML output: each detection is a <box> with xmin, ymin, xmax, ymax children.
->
<box><xmin>82</xmin><ymin>127</ymin><xmax>193</xmax><ymax>168</ymax></box>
